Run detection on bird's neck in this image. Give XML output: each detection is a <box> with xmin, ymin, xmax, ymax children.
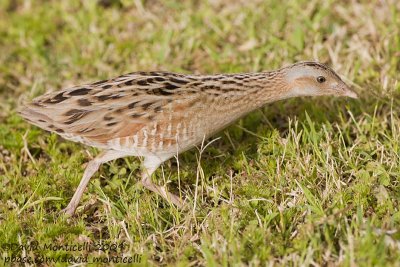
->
<box><xmin>213</xmin><ymin>71</ymin><xmax>291</xmax><ymax>111</ymax></box>
<box><xmin>199</xmin><ymin>71</ymin><xmax>291</xmax><ymax>131</ymax></box>
<box><xmin>194</xmin><ymin>71</ymin><xmax>293</xmax><ymax>138</ymax></box>
<box><xmin>246</xmin><ymin>71</ymin><xmax>291</xmax><ymax>105</ymax></box>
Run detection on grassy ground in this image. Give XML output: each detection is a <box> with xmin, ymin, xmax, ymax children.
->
<box><xmin>0</xmin><ymin>0</ymin><xmax>399</xmax><ymax>266</ymax></box>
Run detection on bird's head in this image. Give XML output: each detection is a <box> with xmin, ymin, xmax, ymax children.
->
<box><xmin>282</xmin><ymin>61</ymin><xmax>357</xmax><ymax>99</ymax></box>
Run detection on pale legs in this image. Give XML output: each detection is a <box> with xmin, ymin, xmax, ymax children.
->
<box><xmin>141</xmin><ymin>155</ymin><xmax>183</xmax><ymax>208</ymax></box>
<box><xmin>62</xmin><ymin>151</ymin><xmax>182</xmax><ymax>216</ymax></box>
<box><xmin>62</xmin><ymin>150</ymin><xmax>131</xmax><ymax>216</ymax></box>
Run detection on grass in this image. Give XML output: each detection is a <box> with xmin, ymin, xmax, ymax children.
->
<box><xmin>0</xmin><ymin>0</ymin><xmax>399</xmax><ymax>266</ymax></box>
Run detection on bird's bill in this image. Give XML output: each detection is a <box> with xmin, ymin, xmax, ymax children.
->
<box><xmin>343</xmin><ymin>88</ymin><xmax>358</xmax><ymax>99</ymax></box>
<box><xmin>340</xmin><ymin>84</ymin><xmax>358</xmax><ymax>99</ymax></box>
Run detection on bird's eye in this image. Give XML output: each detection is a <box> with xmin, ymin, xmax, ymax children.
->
<box><xmin>317</xmin><ymin>76</ymin><xmax>326</xmax><ymax>83</ymax></box>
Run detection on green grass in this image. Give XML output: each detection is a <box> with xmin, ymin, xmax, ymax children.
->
<box><xmin>1</xmin><ymin>0</ymin><xmax>400</xmax><ymax>266</ymax></box>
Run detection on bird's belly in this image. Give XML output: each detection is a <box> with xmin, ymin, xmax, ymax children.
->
<box><xmin>104</xmin><ymin>106</ymin><xmax>241</xmax><ymax>157</ymax></box>
<box><xmin>105</xmin><ymin>134</ymin><xmax>198</xmax><ymax>157</ymax></box>
<box><xmin>104</xmin><ymin>118</ymin><xmax>199</xmax><ymax>150</ymax></box>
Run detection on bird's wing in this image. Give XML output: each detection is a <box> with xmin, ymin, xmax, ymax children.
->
<box><xmin>19</xmin><ymin>72</ymin><xmax>202</xmax><ymax>146</ymax></box>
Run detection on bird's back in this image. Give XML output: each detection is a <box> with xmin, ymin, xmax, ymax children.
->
<box><xmin>20</xmin><ymin>71</ymin><xmax>265</xmax><ymax>155</ymax></box>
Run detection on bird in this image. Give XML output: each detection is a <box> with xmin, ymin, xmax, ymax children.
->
<box><xmin>19</xmin><ymin>61</ymin><xmax>357</xmax><ymax>216</ymax></box>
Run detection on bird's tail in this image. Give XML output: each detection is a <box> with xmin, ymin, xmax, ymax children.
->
<box><xmin>18</xmin><ymin>104</ymin><xmax>56</xmax><ymax>132</ymax></box>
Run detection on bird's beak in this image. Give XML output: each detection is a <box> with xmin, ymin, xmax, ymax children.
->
<box><xmin>342</xmin><ymin>85</ymin><xmax>358</xmax><ymax>99</ymax></box>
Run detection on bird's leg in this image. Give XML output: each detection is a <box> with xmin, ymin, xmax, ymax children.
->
<box><xmin>62</xmin><ymin>150</ymin><xmax>130</xmax><ymax>216</ymax></box>
<box><xmin>141</xmin><ymin>156</ymin><xmax>183</xmax><ymax>208</ymax></box>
